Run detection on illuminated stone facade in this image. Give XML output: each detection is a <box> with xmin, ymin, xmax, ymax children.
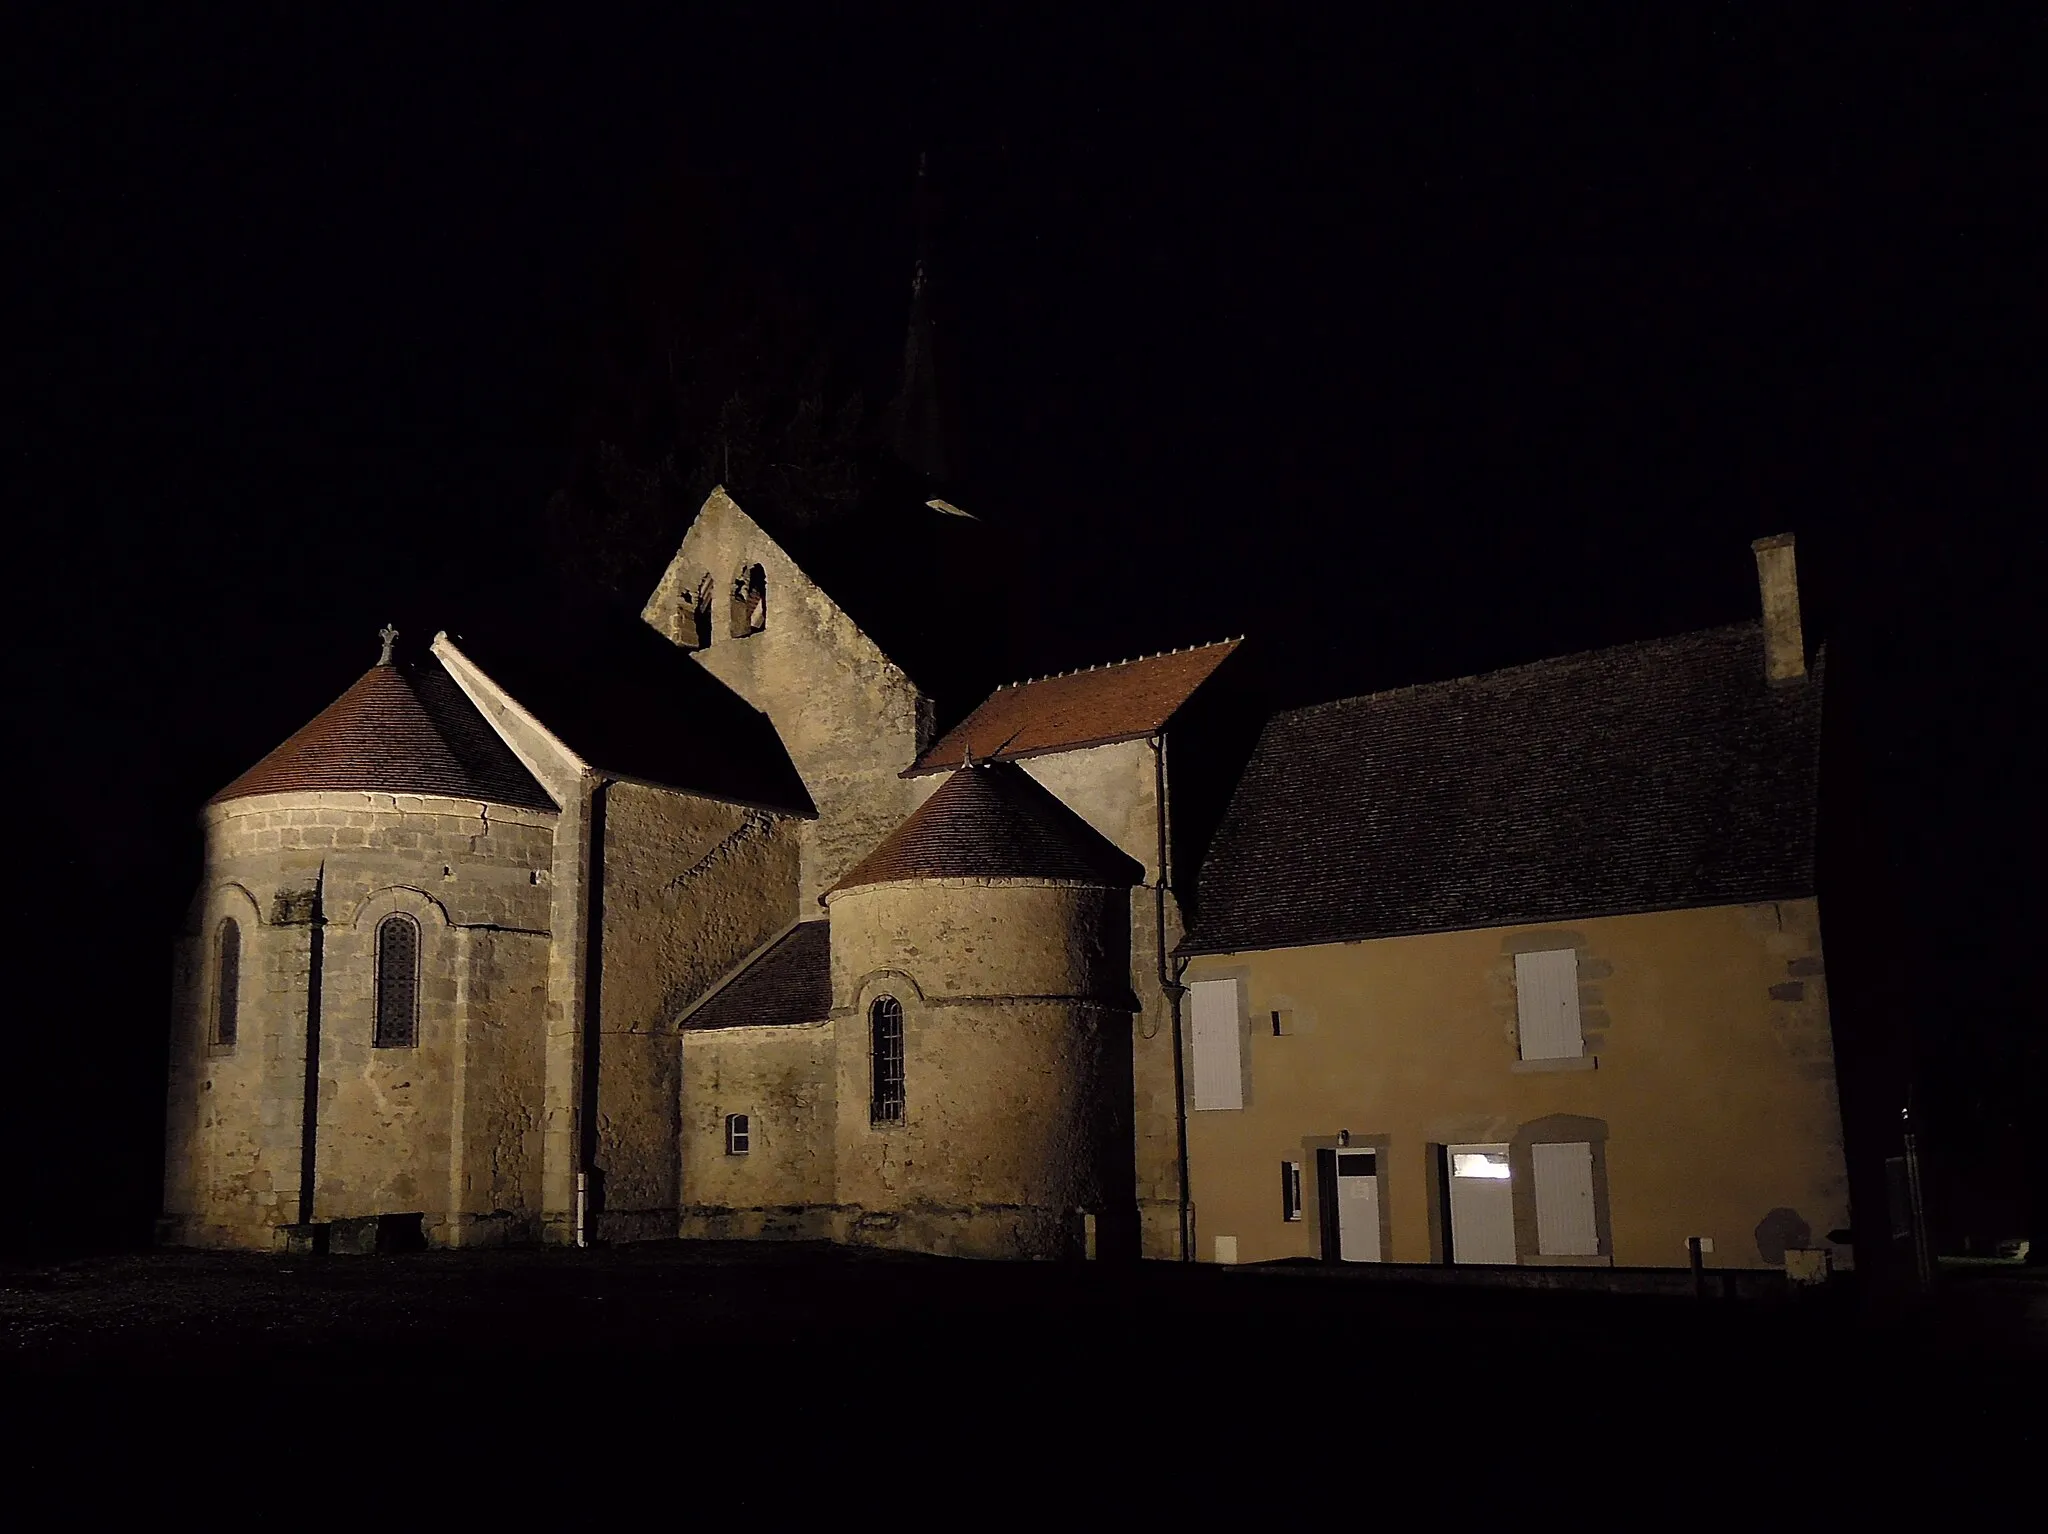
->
<box><xmin>166</xmin><ymin>489</ymin><xmax>1179</xmax><ymax>1257</ymax></box>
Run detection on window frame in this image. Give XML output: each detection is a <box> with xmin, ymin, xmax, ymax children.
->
<box><xmin>1282</xmin><ymin>1160</ymin><xmax>1304</xmax><ymax>1222</ymax></box>
<box><xmin>725</xmin><ymin>1113</ymin><xmax>751</xmax><ymax>1155</ymax></box>
<box><xmin>869</xmin><ymin>995</ymin><xmax>905</xmax><ymax>1125</ymax></box>
<box><xmin>372</xmin><ymin>912</ymin><xmax>421</xmax><ymax>1050</ymax></box>
<box><xmin>210</xmin><ymin>916</ymin><xmax>241</xmax><ymax>1050</ymax></box>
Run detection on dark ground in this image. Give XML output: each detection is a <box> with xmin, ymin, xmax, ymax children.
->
<box><xmin>5</xmin><ymin>1242</ymin><xmax>2039</xmax><ymax>1501</ymax></box>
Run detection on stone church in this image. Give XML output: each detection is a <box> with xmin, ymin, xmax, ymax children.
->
<box><xmin>164</xmin><ymin>501</ymin><xmax>1856</xmax><ymax>1274</ymax></box>
<box><xmin>163</xmin><ymin>181</ymin><xmax>1853</xmax><ymax>1272</ymax></box>
<box><xmin>162</xmin><ymin>479</ymin><xmax>1243</xmax><ymax>1259</ymax></box>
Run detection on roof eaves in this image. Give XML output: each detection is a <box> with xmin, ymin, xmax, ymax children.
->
<box><xmin>1175</xmin><ymin>883</ymin><xmax>1823</xmax><ymax>960</ymax></box>
<box><xmin>901</xmin><ymin>727</ymin><xmax>1161</xmax><ymax>778</ymax></box>
<box><xmin>587</xmin><ymin>766</ymin><xmax>818</xmax><ymax>820</ymax></box>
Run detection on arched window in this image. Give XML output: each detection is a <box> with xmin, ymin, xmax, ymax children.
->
<box><xmin>869</xmin><ymin>996</ymin><xmax>905</xmax><ymax>1124</ymax></box>
<box><xmin>211</xmin><ymin>918</ymin><xmax>241</xmax><ymax>1048</ymax></box>
<box><xmin>729</xmin><ymin>562</ymin><xmax>767</xmax><ymax>638</ymax></box>
<box><xmin>373</xmin><ymin>914</ymin><xmax>420</xmax><ymax>1049</ymax></box>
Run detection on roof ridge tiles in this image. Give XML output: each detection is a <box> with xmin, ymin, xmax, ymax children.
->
<box><xmin>994</xmin><ymin>635</ymin><xmax>1241</xmax><ymax>692</ymax></box>
<box><xmin>1274</xmin><ymin>621</ymin><xmax>1764</xmax><ymax>726</ymax></box>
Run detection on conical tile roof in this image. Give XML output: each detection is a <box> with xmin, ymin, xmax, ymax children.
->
<box><xmin>826</xmin><ymin>761</ymin><xmax>1143</xmax><ymax>898</ymax></box>
<box><xmin>210</xmin><ymin>657</ymin><xmax>554</xmax><ymax>809</ymax></box>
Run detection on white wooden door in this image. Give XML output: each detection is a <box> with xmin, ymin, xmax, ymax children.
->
<box><xmin>1447</xmin><ymin>1143</ymin><xmax>1516</xmax><ymax>1265</ymax></box>
<box><xmin>1334</xmin><ymin>1149</ymin><xmax>1381</xmax><ymax>1262</ymax></box>
<box><xmin>1532</xmin><ymin>1141</ymin><xmax>1598</xmax><ymax>1256</ymax></box>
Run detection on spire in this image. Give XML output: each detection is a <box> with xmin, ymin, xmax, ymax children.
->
<box><xmin>890</xmin><ymin>152</ymin><xmax>948</xmax><ymax>482</ymax></box>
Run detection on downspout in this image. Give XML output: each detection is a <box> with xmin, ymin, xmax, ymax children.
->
<box><xmin>576</xmin><ymin>774</ymin><xmax>611</xmax><ymax>1248</ymax></box>
<box><xmin>1151</xmin><ymin>734</ymin><xmax>1194</xmax><ymax>1262</ymax></box>
<box><xmin>296</xmin><ymin>864</ymin><xmax>327</xmax><ymax>1228</ymax></box>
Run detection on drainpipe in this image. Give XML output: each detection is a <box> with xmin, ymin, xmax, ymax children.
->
<box><xmin>1151</xmin><ymin>734</ymin><xmax>1194</xmax><ymax>1262</ymax></box>
<box><xmin>577</xmin><ymin>775</ymin><xmax>611</xmax><ymax>1248</ymax></box>
<box><xmin>296</xmin><ymin>864</ymin><xmax>327</xmax><ymax>1229</ymax></box>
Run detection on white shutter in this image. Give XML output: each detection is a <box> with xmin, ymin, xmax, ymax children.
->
<box><xmin>1189</xmin><ymin>978</ymin><xmax>1244</xmax><ymax>1111</ymax></box>
<box><xmin>1514</xmin><ymin>949</ymin><xmax>1583</xmax><ymax>1060</ymax></box>
<box><xmin>1532</xmin><ymin>1140</ymin><xmax>1599</xmax><ymax>1256</ymax></box>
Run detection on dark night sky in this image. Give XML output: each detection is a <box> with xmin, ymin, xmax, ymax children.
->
<box><xmin>6</xmin><ymin>9</ymin><xmax>2039</xmax><ymax>1250</ymax></box>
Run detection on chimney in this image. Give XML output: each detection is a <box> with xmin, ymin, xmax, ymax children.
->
<box><xmin>1750</xmin><ymin>533</ymin><xmax>1806</xmax><ymax>683</ymax></box>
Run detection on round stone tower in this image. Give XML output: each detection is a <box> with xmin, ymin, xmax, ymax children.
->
<box><xmin>162</xmin><ymin>630</ymin><xmax>560</xmax><ymax>1251</ymax></box>
<box><xmin>821</xmin><ymin>760</ymin><xmax>1144</xmax><ymax>1259</ymax></box>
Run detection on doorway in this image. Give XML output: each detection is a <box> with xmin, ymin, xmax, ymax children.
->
<box><xmin>1446</xmin><ymin>1143</ymin><xmax>1516</xmax><ymax>1264</ymax></box>
<box><xmin>1317</xmin><ymin>1147</ymin><xmax>1383</xmax><ymax>1262</ymax></box>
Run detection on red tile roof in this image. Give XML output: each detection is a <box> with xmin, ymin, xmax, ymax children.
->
<box><xmin>680</xmin><ymin>921</ymin><xmax>833</xmax><ymax>1031</ymax></box>
<box><xmin>209</xmin><ymin>660</ymin><xmax>555</xmax><ymax>809</ymax></box>
<box><xmin>906</xmin><ymin>639</ymin><xmax>1241</xmax><ymax>776</ymax></box>
<box><xmin>825</xmin><ymin>762</ymin><xmax>1143</xmax><ymax>899</ymax></box>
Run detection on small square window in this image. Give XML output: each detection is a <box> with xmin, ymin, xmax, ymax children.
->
<box><xmin>1270</xmin><ymin>1009</ymin><xmax>1292</xmax><ymax>1037</ymax></box>
<box><xmin>1282</xmin><ymin>1160</ymin><xmax>1304</xmax><ymax>1222</ymax></box>
<box><xmin>725</xmin><ymin>1114</ymin><xmax>750</xmax><ymax>1155</ymax></box>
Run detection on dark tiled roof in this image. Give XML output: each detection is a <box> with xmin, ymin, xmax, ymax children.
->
<box><xmin>682</xmin><ymin>921</ymin><xmax>833</xmax><ymax>1031</ymax></box>
<box><xmin>827</xmin><ymin>761</ymin><xmax>1144</xmax><ymax>898</ymax></box>
<box><xmin>210</xmin><ymin>660</ymin><xmax>554</xmax><ymax>809</ymax></box>
<box><xmin>907</xmin><ymin>640</ymin><xmax>1241</xmax><ymax>776</ymax></box>
<box><xmin>445</xmin><ymin>613</ymin><xmax>814</xmax><ymax>816</ymax></box>
<box><xmin>1181</xmin><ymin>623</ymin><xmax>1824</xmax><ymax>955</ymax></box>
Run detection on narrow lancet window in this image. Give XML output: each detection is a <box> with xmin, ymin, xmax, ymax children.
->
<box><xmin>730</xmin><ymin>562</ymin><xmax>767</xmax><ymax>637</ymax></box>
<box><xmin>870</xmin><ymin>996</ymin><xmax>905</xmax><ymax>1124</ymax></box>
<box><xmin>212</xmin><ymin>918</ymin><xmax>241</xmax><ymax>1048</ymax></box>
<box><xmin>374</xmin><ymin>914</ymin><xmax>419</xmax><ymax>1049</ymax></box>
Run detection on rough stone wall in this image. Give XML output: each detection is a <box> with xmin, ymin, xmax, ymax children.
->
<box><xmin>1178</xmin><ymin>898</ymin><xmax>1851</xmax><ymax>1270</ymax></box>
<box><xmin>431</xmin><ymin>636</ymin><xmax>591</xmax><ymax>1242</ymax></box>
<box><xmin>446</xmin><ymin>926</ymin><xmax>550</xmax><ymax>1244</ymax></box>
<box><xmin>645</xmin><ymin>490</ymin><xmax>935</xmax><ymax>904</ymax></box>
<box><xmin>163</xmin><ymin>882</ymin><xmax>313</xmax><ymax>1248</ymax></box>
<box><xmin>678</xmin><ymin>1019</ymin><xmax>838</xmax><ymax>1240</ymax></box>
<box><xmin>162</xmin><ymin>790</ymin><xmax>556</xmax><ymax>1250</ymax></box>
<box><xmin>591</xmin><ymin>782</ymin><xmax>800</xmax><ymax>1241</ymax></box>
<box><xmin>823</xmin><ymin>879</ymin><xmax>1136</xmax><ymax>1259</ymax></box>
<box><xmin>1019</xmin><ymin>740</ymin><xmax>1186</xmax><ymax>1258</ymax></box>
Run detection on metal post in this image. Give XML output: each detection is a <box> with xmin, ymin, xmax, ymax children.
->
<box><xmin>1903</xmin><ymin>1106</ymin><xmax>1933</xmax><ymax>1292</ymax></box>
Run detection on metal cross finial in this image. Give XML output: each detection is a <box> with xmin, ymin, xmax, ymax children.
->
<box><xmin>378</xmin><ymin>624</ymin><xmax>399</xmax><ymax>665</ymax></box>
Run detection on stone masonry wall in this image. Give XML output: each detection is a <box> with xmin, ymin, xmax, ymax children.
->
<box><xmin>646</xmin><ymin>490</ymin><xmax>936</xmax><ymax>904</ymax></box>
<box><xmin>679</xmin><ymin>1019</ymin><xmax>839</xmax><ymax>1241</ymax></box>
<box><xmin>1020</xmin><ymin>740</ymin><xmax>1186</xmax><ymax>1258</ymax></box>
<box><xmin>163</xmin><ymin>790</ymin><xmax>556</xmax><ymax>1250</ymax></box>
<box><xmin>590</xmin><ymin>781</ymin><xmax>800</xmax><ymax>1241</ymax></box>
<box><xmin>823</xmin><ymin>879</ymin><xmax>1136</xmax><ymax>1259</ymax></box>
